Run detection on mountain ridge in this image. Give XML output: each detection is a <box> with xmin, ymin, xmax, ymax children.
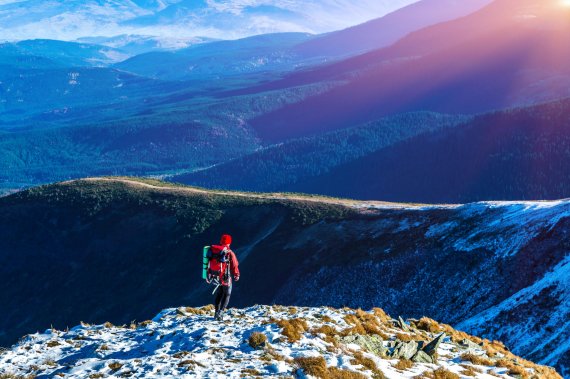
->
<box><xmin>0</xmin><ymin>178</ymin><xmax>568</xmax><ymax>375</ymax></box>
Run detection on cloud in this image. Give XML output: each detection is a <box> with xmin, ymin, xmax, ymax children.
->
<box><xmin>0</xmin><ymin>0</ymin><xmax>420</xmax><ymax>42</ymax></box>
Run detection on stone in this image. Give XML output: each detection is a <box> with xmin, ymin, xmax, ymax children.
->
<box><xmin>423</xmin><ymin>333</ymin><xmax>445</xmax><ymax>356</ymax></box>
<box><xmin>397</xmin><ymin>316</ymin><xmax>410</xmax><ymax>331</ymax></box>
<box><xmin>412</xmin><ymin>350</ymin><xmax>433</xmax><ymax>364</ymax></box>
<box><xmin>337</xmin><ymin>334</ymin><xmax>388</xmax><ymax>356</ymax></box>
<box><xmin>391</xmin><ymin>341</ymin><xmax>419</xmax><ymax>360</ymax></box>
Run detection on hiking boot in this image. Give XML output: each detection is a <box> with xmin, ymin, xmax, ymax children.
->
<box><xmin>214</xmin><ymin>310</ymin><xmax>220</xmax><ymax>320</ymax></box>
<box><xmin>216</xmin><ymin>311</ymin><xmax>224</xmax><ymax>321</ymax></box>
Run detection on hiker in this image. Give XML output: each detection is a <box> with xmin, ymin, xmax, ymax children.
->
<box><xmin>206</xmin><ymin>234</ymin><xmax>240</xmax><ymax>320</ymax></box>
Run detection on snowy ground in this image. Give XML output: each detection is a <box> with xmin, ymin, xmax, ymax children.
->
<box><xmin>0</xmin><ymin>305</ymin><xmax>554</xmax><ymax>379</ymax></box>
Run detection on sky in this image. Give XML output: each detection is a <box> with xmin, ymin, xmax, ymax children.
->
<box><xmin>0</xmin><ymin>0</ymin><xmax>420</xmax><ymax>42</ymax></box>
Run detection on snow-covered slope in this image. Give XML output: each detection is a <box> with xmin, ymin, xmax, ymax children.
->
<box><xmin>0</xmin><ymin>305</ymin><xmax>561</xmax><ymax>378</ymax></box>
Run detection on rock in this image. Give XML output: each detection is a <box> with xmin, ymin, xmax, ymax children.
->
<box><xmin>337</xmin><ymin>335</ymin><xmax>388</xmax><ymax>356</ymax></box>
<box><xmin>391</xmin><ymin>341</ymin><xmax>419</xmax><ymax>360</ymax></box>
<box><xmin>397</xmin><ymin>316</ymin><xmax>410</xmax><ymax>331</ymax></box>
<box><xmin>412</xmin><ymin>350</ymin><xmax>433</xmax><ymax>364</ymax></box>
<box><xmin>423</xmin><ymin>333</ymin><xmax>445</xmax><ymax>357</ymax></box>
<box><xmin>459</xmin><ymin>338</ymin><xmax>481</xmax><ymax>350</ymax></box>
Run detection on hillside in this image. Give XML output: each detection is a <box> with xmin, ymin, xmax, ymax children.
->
<box><xmin>173</xmin><ymin>99</ymin><xmax>570</xmax><ymax>203</ymax></box>
<box><xmin>172</xmin><ymin>112</ymin><xmax>470</xmax><ymax>194</ymax></box>
<box><xmin>294</xmin><ymin>0</ymin><xmax>493</xmax><ymax>58</ymax></box>
<box><xmin>0</xmin><ymin>178</ymin><xmax>568</xmax><ymax>375</ymax></box>
<box><xmin>0</xmin><ymin>305</ymin><xmax>561</xmax><ymax>378</ymax></box>
<box><xmin>246</xmin><ymin>0</ymin><xmax>570</xmax><ymax>142</ymax></box>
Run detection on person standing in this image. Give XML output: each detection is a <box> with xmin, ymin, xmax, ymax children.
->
<box><xmin>206</xmin><ymin>234</ymin><xmax>240</xmax><ymax>320</ymax></box>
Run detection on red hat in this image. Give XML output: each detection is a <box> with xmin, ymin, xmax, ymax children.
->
<box><xmin>220</xmin><ymin>234</ymin><xmax>232</xmax><ymax>245</ymax></box>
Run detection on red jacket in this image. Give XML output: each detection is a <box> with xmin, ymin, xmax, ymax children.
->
<box><xmin>209</xmin><ymin>244</ymin><xmax>240</xmax><ymax>286</ymax></box>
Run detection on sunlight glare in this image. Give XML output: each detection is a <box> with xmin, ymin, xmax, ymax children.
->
<box><xmin>561</xmin><ymin>0</ymin><xmax>570</xmax><ymax>7</ymax></box>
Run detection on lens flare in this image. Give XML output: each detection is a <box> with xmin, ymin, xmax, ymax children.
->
<box><xmin>561</xmin><ymin>0</ymin><xmax>570</xmax><ymax>6</ymax></box>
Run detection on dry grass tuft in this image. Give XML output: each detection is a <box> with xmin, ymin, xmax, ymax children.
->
<box><xmin>413</xmin><ymin>318</ymin><xmax>441</xmax><ymax>333</ymax></box>
<box><xmin>241</xmin><ymin>368</ymin><xmax>261</xmax><ymax>376</ymax></box>
<box><xmin>342</xmin><ymin>311</ymin><xmax>389</xmax><ymax>339</ymax></box>
<box><xmin>351</xmin><ymin>351</ymin><xmax>386</xmax><ymax>379</ymax></box>
<box><xmin>177</xmin><ymin>306</ymin><xmax>213</xmax><ymax>316</ymax></box>
<box><xmin>46</xmin><ymin>340</ymin><xmax>60</xmax><ymax>348</ymax></box>
<box><xmin>172</xmin><ymin>351</ymin><xmax>190</xmax><ymax>359</ymax></box>
<box><xmin>459</xmin><ymin>364</ymin><xmax>481</xmax><ymax>377</ymax></box>
<box><xmin>393</xmin><ymin>359</ymin><xmax>414</xmax><ymax>371</ymax></box>
<box><xmin>372</xmin><ymin>308</ymin><xmax>391</xmax><ymax>324</ymax></box>
<box><xmin>396</xmin><ymin>333</ymin><xmax>425</xmax><ymax>342</ymax></box>
<box><xmin>460</xmin><ymin>353</ymin><xmax>494</xmax><ymax>366</ymax></box>
<box><xmin>294</xmin><ymin>356</ymin><xmax>329</xmax><ymax>378</ymax></box>
<box><xmin>294</xmin><ymin>356</ymin><xmax>368</xmax><ymax>379</ymax></box>
<box><xmin>248</xmin><ymin>332</ymin><xmax>268</xmax><ymax>349</ymax></box>
<box><xmin>328</xmin><ymin>367</ymin><xmax>368</xmax><ymax>379</ymax></box>
<box><xmin>432</xmin><ymin>367</ymin><xmax>460</xmax><ymax>379</ymax></box>
<box><xmin>108</xmin><ymin>362</ymin><xmax>123</xmax><ymax>371</ymax></box>
<box><xmin>0</xmin><ymin>374</ymin><xmax>36</xmax><ymax>379</ymax></box>
<box><xmin>273</xmin><ymin>318</ymin><xmax>309</xmax><ymax>342</ymax></box>
<box><xmin>495</xmin><ymin>359</ymin><xmax>529</xmax><ymax>378</ymax></box>
<box><xmin>177</xmin><ymin>359</ymin><xmax>207</xmax><ymax>368</ymax></box>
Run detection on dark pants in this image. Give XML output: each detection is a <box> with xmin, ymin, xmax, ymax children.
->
<box><xmin>214</xmin><ymin>284</ymin><xmax>232</xmax><ymax>313</ymax></box>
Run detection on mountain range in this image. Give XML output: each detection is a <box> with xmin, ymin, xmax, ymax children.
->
<box><xmin>246</xmin><ymin>0</ymin><xmax>570</xmax><ymax>142</ymax></box>
<box><xmin>3</xmin><ymin>0</ymin><xmax>570</xmax><ymax>203</ymax></box>
<box><xmin>0</xmin><ymin>178</ymin><xmax>567</xmax><ymax>376</ymax></box>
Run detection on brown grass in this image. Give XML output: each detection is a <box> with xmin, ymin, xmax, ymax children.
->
<box><xmin>432</xmin><ymin>368</ymin><xmax>460</xmax><ymax>379</ymax></box>
<box><xmin>294</xmin><ymin>356</ymin><xmax>329</xmax><ymax>378</ymax></box>
<box><xmin>0</xmin><ymin>375</ymin><xmax>36</xmax><ymax>379</ymax></box>
<box><xmin>172</xmin><ymin>351</ymin><xmax>190</xmax><ymax>359</ymax></box>
<box><xmin>393</xmin><ymin>359</ymin><xmax>414</xmax><ymax>371</ymax></box>
<box><xmin>248</xmin><ymin>332</ymin><xmax>268</xmax><ymax>349</ymax></box>
<box><xmin>46</xmin><ymin>340</ymin><xmax>60</xmax><ymax>348</ymax></box>
<box><xmin>459</xmin><ymin>364</ymin><xmax>481</xmax><ymax>377</ymax></box>
<box><xmin>413</xmin><ymin>318</ymin><xmax>441</xmax><ymax>333</ymax></box>
<box><xmin>396</xmin><ymin>333</ymin><xmax>425</xmax><ymax>342</ymax></box>
<box><xmin>108</xmin><ymin>362</ymin><xmax>123</xmax><ymax>371</ymax></box>
<box><xmin>342</xmin><ymin>311</ymin><xmax>389</xmax><ymax>339</ymax></box>
<box><xmin>328</xmin><ymin>367</ymin><xmax>367</xmax><ymax>379</ymax></box>
<box><xmin>495</xmin><ymin>359</ymin><xmax>529</xmax><ymax>379</ymax></box>
<box><xmin>321</xmin><ymin>315</ymin><xmax>334</xmax><ymax>323</ymax></box>
<box><xmin>312</xmin><ymin>325</ymin><xmax>337</xmax><ymax>337</ymax></box>
<box><xmin>371</xmin><ymin>308</ymin><xmax>391</xmax><ymax>324</ymax></box>
<box><xmin>177</xmin><ymin>359</ymin><xmax>207</xmax><ymax>368</ymax></box>
<box><xmin>351</xmin><ymin>351</ymin><xmax>386</xmax><ymax>379</ymax></box>
<box><xmin>177</xmin><ymin>305</ymin><xmax>214</xmax><ymax>316</ymax></box>
<box><xmin>88</xmin><ymin>374</ymin><xmax>105</xmax><ymax>379</ymax></box>
<box><xmin>294</xmin><ymin>356</ymin><xmax>368</xmax><ymax>379</ymax></box>
<box><xmin>241</xmin><ymin>368</ymin><xmax>262</xmax><ymax>376</ymax></box>
<box><xmin>274</xmin><ymin>318</ymin><xmax>309</xmax><ymax>342</ymax></box>
<box><xmin>460</xmin><ymin>353</ymin><xmax>494</xmax><ymax>366</ymax></box>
